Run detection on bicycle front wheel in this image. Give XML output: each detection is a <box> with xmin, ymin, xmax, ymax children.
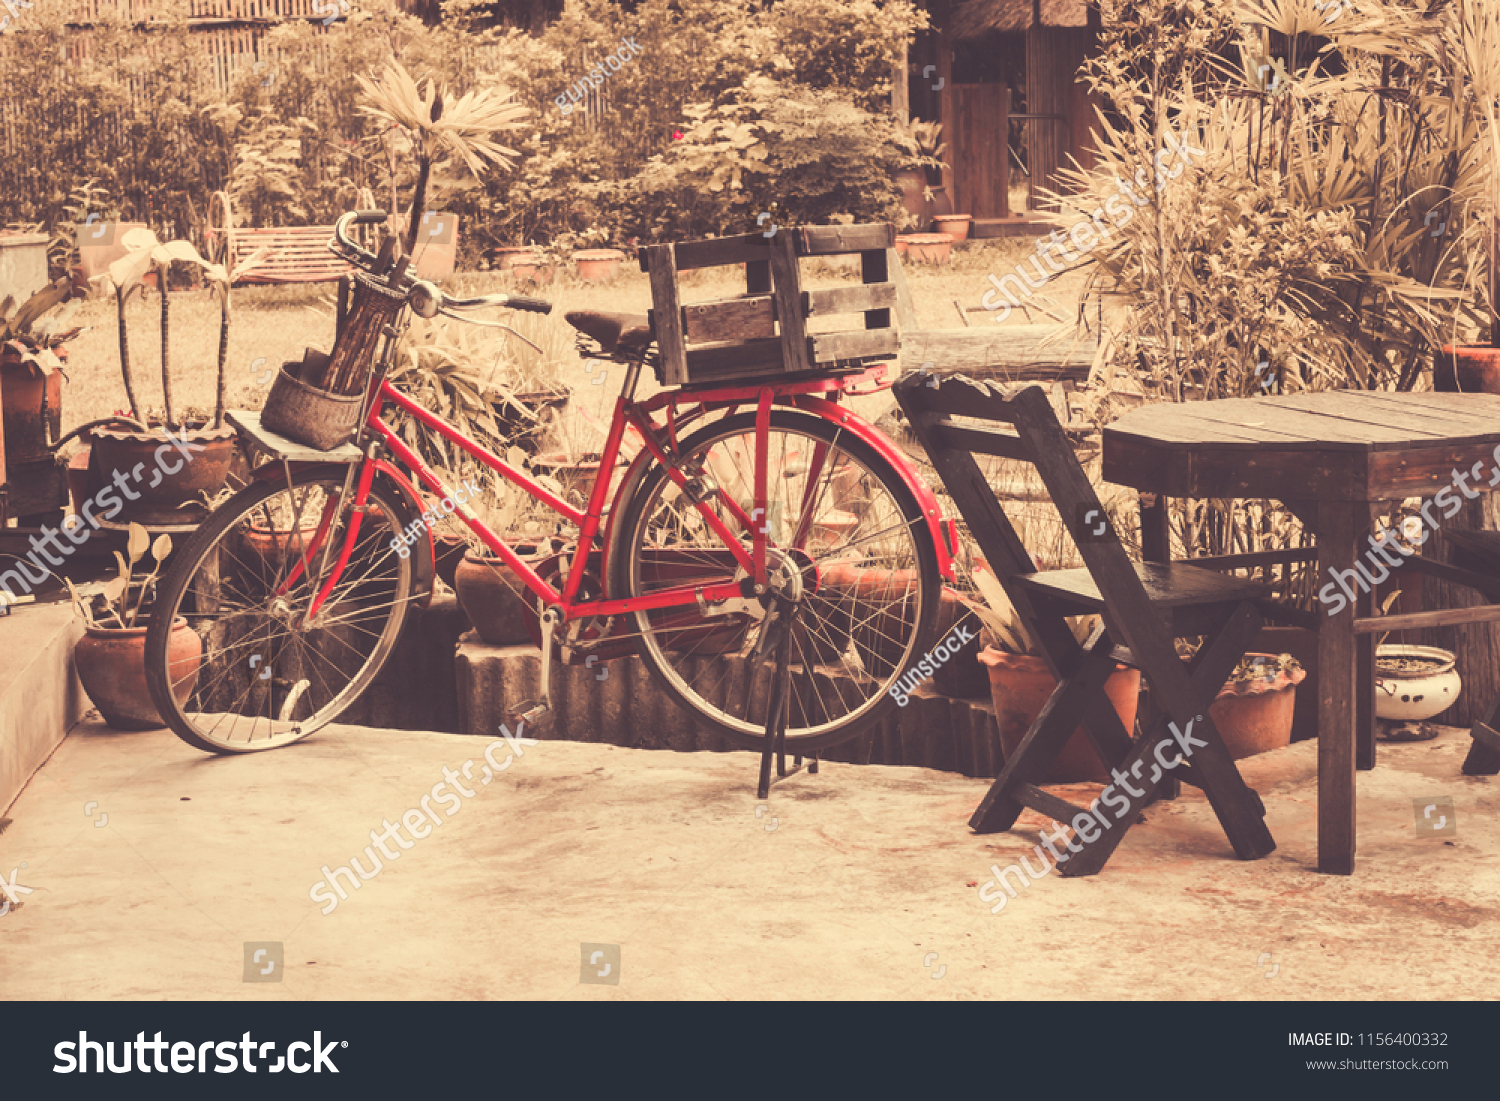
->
<box><xmin>144</xmin><ymin>467</ymin><xmax>417</xmax><ymax>753</ymax></box>
<box><xmin>610</xmin><ymin>409</ymin><xmax>940</xmax><ymax>751</ymax></box>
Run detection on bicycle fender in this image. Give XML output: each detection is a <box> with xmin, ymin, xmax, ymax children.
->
<box><xmin>789</xmin><ymin>395</ymin><xmax>955</xmax><ymax>581</ymax></box>
<box><xmin>370</xmin><ymin>459</ymin><xmax>437</xmax><ymax>608</ymax></box>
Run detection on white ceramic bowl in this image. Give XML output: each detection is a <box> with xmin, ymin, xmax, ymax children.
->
<box><xmin>1374</xmin><ymin>644</ymin><xmax>1461</xmax><ymax>722</ymax></box>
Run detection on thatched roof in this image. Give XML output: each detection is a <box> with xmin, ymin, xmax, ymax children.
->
<box><xmin>951</xmin><ymin>0</ymin><xmax>1094</xmax><ymax>37</ymax></box>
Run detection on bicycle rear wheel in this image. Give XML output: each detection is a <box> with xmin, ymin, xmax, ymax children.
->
<box><xmin>610</xmin><ymin>409</ymin><xmax>940</xmax><ymax>751</ymax></box>
<box><xmin>144</xmin><ymin>466</ymin><xmax>417</xmax><ymax>753</ymax></box>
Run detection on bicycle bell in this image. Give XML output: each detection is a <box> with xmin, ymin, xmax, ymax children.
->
<box><xmin>408</xmin><ymin>280</ymin><xmax>443</xmax><ymax>319</ymax></box>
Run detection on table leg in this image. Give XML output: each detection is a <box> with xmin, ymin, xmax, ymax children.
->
<box><xmin>1356</xmin><ymin>511</ymin><xmax>1377</xmax><ymax>771</ymax></box>
<box><xmin>1316</xmin><ymin>502</ymin><xmax>1358</xmax><ymax>875</ymax></box>
<box><xmin>1139</xmin><ymin>493</ymin><xmax>1180</xmax><ymax>802</ymax></box>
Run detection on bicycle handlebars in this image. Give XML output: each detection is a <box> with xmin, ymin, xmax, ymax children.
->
<box><xmin>331</xmin><ymin>210</ymin><xmax>553</xmax><ymax>317</ymax></box>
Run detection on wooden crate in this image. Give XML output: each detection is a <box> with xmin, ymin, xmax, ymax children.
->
<box><xmin>639</xmin><ymin>223</ymin><xmax>900</xmax><ymax>387</ymax></box>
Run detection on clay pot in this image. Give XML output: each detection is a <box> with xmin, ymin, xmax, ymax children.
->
<box><xmin>574</xmin><ymin>249</ymin><xmax>626</xmax><ymax>282</ymax></box>
<box><xmin>75</xmin><ymin>615</ymin><xmax>202</xmax><ymax>731</ymax></box>
<box><xmin>902</xmin><ymin>233</ymin><xmax>954</xmax><ymax>264</ymax></box>
<box><xmin>489</xmin><ymin>246</ymin><xmax>537</xmax><ymax>272</ymax></box>
<box><xmin>0</xmin><ymin>350</ymin><xmax>64</xmax><ymax>464</ymax></box>
<box><xmin>531</xmin><ymin>451</ymin><xmax>624</xmax><ymax>503</ymax></box>
<box><xmin>896</xmin><ymin>168</ymin><xmax>929</xmax><ymax>224</ymax></box>
<box><xmin>933</xmin><ymin>214</ymin><xmax>972</xmax><ymax>242</ymax></box>
<box><xmin>894</xmin><ymin>237</ymin><xmax>910</xmax><ymax>258</ymax></box>
<box><xmin>1209</xmin><ymin>653</ymin><xmax>1306</xmax><ymax>759</ymax></box>
<box><xmin>980</xmin><ymin>648</ymin><xmax>1140</xmax><ymax>783</ymax></box>
<box><xmin>241</xmin><ymin>523</ymin><xmax>320</xmax><ymax>564</ymax></box>
<box><xmin>1435</xmin><ymin>344</ymin><xmax>1500</xmax><ymax>393</ymax></box>
<box><xmin>508</xmin><ymin>255</ymin><xmax>553</xmax><ymax>285</ymax></box>
<box><xmin>87</xmin><ymin>421</ymin><xmax>238</xmax><ymax>526</ymax></box>
<box><xmin>454</xmin><ymin>546</ymin><xmax>545</xmax><ymax>646</ymax></box>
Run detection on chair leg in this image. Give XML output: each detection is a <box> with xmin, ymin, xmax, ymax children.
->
<box><xmin>970</xmin><ymin>645</ymin><xmax>1118</xmax><ymax>834</ymax></box>
<box><xmin>1060</xmin><ymin>603</ymin><xmax>1275</xmax><ymax>876</ymax></box>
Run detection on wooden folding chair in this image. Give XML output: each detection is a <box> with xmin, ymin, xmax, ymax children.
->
<box><xmin>894</xmin><ymin>374</ymin><xmax>1278</xmax><ymax>875</ymax></box>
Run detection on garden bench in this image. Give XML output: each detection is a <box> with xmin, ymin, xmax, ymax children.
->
<box><xmin>203</xmin><ymin>192</ymin><xmax>456</xmax><ymax>286</ymax></box>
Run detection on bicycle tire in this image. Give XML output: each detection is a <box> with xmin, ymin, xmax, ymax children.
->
<box><xmin>144</xmin><ymin>466</ymin><xmax>418</xmax><ymax>754</ymax></box>
<box><xmin>609</xmin><ymin>408</ymin><xmax>940</xmax><ymax>751</ymax></box>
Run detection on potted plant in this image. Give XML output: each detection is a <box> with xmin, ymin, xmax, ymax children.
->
<box><xmin>893</xmin><ymin>119</ymin><xmax>947</xmax><ymax>226</ymax></box>
<box><xmin>451</xmin><ymin>472</ymin><xmax>564</xmax><ymax>645</ymax></box>
<box><xmin>1</xmin><ymin>276</ymin><xmax>84</xmax><ymax>469</ymax></box>
<box><xmin>64</xmin><ymin>523</ymin><xmax>201</xmax><ymax>730</ymax></box>
<box><xmin>1209</xmin><ymin>653</ymin><xmax>1307</xmax><ymax>759</ymax></box>
<box><xmin>963</xmin><ymin>565</ymin><xmax>1138</xmax><ymax>783</ymax></box>
<box><xmin>85</xmin><ymin>229</ymin><xmax>241</xmax><ymax>526</ymax></box>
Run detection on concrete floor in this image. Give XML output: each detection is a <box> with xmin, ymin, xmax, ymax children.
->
<box><xmin>2</xmin><ymin>715</ymin><xmax>1498</xmax><ymax>1000</ymax></box>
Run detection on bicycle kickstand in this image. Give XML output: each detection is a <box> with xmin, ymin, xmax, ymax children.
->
<box><xmin>506</xmin><ymin>607</ymin><xmax>560</xmax><ymax>733</ymax></box>
<box><xmin>755</xmin><ymin>600</ymin><xmax>817</xmax><ymax>800</ymax></box>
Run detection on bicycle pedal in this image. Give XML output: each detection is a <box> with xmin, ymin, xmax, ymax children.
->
<box><xmin>507</xmin><ymin>699</ymin><xmax>551</xmax><ymax>728</ymax></box>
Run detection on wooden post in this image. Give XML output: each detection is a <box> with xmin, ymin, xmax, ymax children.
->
<box><xmin>892</xmin><ymin>39</ymin><xmax>909</xmax><ymax>121</ymax></box>
<box><xmin>935</xmin><ymin>0</ymin><xmax>955</xmax><ymax>204</ymax></box>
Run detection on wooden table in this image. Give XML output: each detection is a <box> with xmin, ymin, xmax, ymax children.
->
<box><xmin>1103</xmin><ymin>391</ymin><xmax>1500</xmax><ymax>874</ymax></box>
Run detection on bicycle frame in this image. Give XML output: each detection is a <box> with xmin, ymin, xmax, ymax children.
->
<box><xmin>274</xmin><ymin>361</ymin><xmax>953</xmax><ymax>628</ymax></box>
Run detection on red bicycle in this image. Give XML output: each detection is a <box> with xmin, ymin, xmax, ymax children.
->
<box><xmin>144</xmin><ymin>212</ymin><xmax>952</xmax><ymax>755</ymax></box>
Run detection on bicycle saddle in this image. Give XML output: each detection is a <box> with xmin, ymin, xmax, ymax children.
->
<box><xmin>565</xmin><ymin>310</ymin><xmax>653</xmax><ymax>353</ymax></box>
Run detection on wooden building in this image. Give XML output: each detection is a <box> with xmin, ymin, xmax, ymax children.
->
<box><xmin>903</xmin><ymin>0</ymin><xmax>1106</xmax><ymax>237</ymax></box>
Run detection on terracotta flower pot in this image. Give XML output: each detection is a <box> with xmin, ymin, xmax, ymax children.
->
<box><xmin>896</xmin><ymin>168</ymin><xmax>929</xmax><ymax>223</ymax></box>
<box><xmin>901</xmin><ymin>233</ymin><xmax>954</xmax><ymax>264</ymax></box>
<box><xmin>75</xmin><ymin>615</ymin><xmax>201</xmax><ymax>731</ymax></box>
<box><xmin>1209</xmin><ymin>653</ymin><xmax>1306</xmax><ymax>759</ymax></box>
<box><xmin>933</xmin><ymin>214</ymin><xmax>972</xmax><ymax>242</ymax></box>
<box><xmin>1435</xmin><ymin>344</ymin><xmax>1500</xmax><ymax>393</ymax></box>
<box><xmin>240</xmin><ymin>523</ymin><xmax>321</xmax><ymax>567</ymax></box>
<box><xmin>1</xmin><ymin>351</ymin><xmax>64</xmax><ymax>464</ymax></box>
<box><xmin>454</xmin><ymin>546</ymin><xmax>545</xmax><ymax>646</ymax></box>
<box><xmin>508</xmin><ymin>255</ymin><xmax>553</xmax><ymax>285</ymax></box>
<box><xmin>490</xmin><ymin>246</ymin><xmax>537</xmax><ymax>272</ymax></box>
<box><xmin>87</xmin><ymin>421</ymin><xmax>238</xmax><ymax>526</ymax></box>
<box><xmin>531</xmin><ymin>451</ymin><xmax>624</xmax><ymax>502</ymax></box>
<box><xmin>894</xmin><ymin>237</ymin><xmax>910</xmax><ymax>258</ymax></box>
<box><xmin>574</xmin><ymin>249</ymin><xmax>626</xmax><ymax>283</ymax></box>
<box><xmin>979</xmin><ymin>648</ymin><xmax>1140</xmax><ymax>783</ymax></box>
